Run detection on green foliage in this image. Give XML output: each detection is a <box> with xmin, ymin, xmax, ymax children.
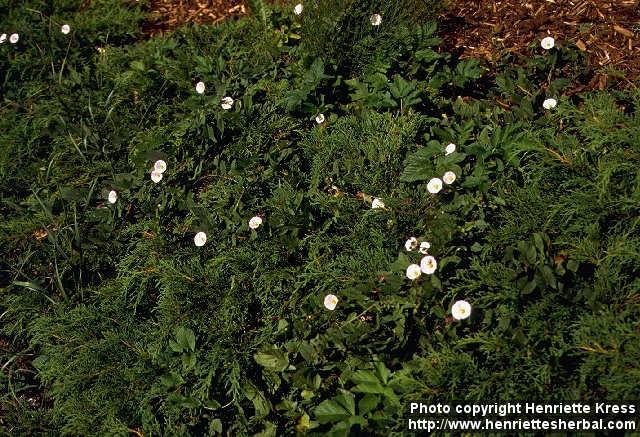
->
<box><xmin>2</xmin><ymin>0</ymin><xmax>640</xmax><ymax>435</ymax></box>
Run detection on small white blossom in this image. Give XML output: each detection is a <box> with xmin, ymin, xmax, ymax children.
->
<box><xmin>420</xmin><ymin>255</ymin><xmax>437</xmax><ymax>274</ymax></box>
<box><xmin>61</xmin><ymin>24</ymin><xmax>71</xmax><ymax>34</ymax></box>
<box><xmin>370</xmin><ymin>13</ymin><xmax>382</xmax><ymax>26</ymax></box>
<box><xmin>154</xmin><ymin>159</ymin><xmax>167</xmax><ymax>173</ymax></box>
<box><xmin>249</xmin><ymin>216</ymin><xmax>263</xmax><ymax>229</ymax></box>
<box><xmin>9</xmin><ymin>33</ymin><xmax>19</xmax><ymax>44</ymax></box>
<box><xmin>294</xmin><ymin>3</ymin><xmax>303</xmax><ymax>15</ymax></box>
<box><xmin>221</xmin><ymin>96</ymin><xmax>234</xmax><ymax>110</ymax></box>
<box><xmin>541</xmin><ymin>36</ymin><xmax>555</xmax><ymax>50</ymax></box>
<box><xmin>445</xmin><ymin>143</ymin><xmax>456</xmax><ymax>155</ymax></box>
<box><xmin>108</xmin><ymin>190</ymin><xmax>117</xmax><ymax>204</ymax></box>
<box><xmin>324</xmin><ymin>294</ymin><xmax>338</xmax><ymax>310</ymax></box>
<box><xmin>315</xmin><ymin>113</ymin><xmax>325</xmax><ymax>124</ymax></box>
<box><xmin>451</xmin><ymin>300</ymin><xmax>472</xmax><ymax>320</ymax></box>
<box><xmin>404</xmin><ymin>237</ymin><xmax>418</xmax><ymax>252</ymax></box>
<box><xmin>427</xmin><ymin>177</ymin><xmax>443</xmax><ymax>194</ymax></box>
<box><xmin>195</xmin><ymin>81</ymin><xmax>205</xmax><ymax>94</ymax></box>
<box><xmin>442</xmin><ymin>171</ymin><xmax>456</xmax><ymax>185</ymax></box>
<box><xmin>0</xmin><ymin>34</ymin><xmax>6</xmax><ymax>44</ymax></box>
<box><xmin>150</xmin><ymin>170</ymin><xmax>163</xmax><ymax>183</ymax></box>
<box><xmin>194</xmin><ymin>231</ymin><xmax>207</xmax><ymax>247</ymax></box>
<box><xmin>371</xmin><ymin>197</ymin><xmax>385</xmax><ymax>209</ymax></box>
<box><xmin>406</xmin><ymin>264</ymin><xmax>422</xmax><ymax>280</ymax></box>
<box><xmin>542</xmin><ymin>98</ymin><xmax>557</xmax><ymax>110</ymax></box>
<box><xmin>419</xmin><ymin>241</ymin><xmax>431</xmax><ymax>254</ymax></box>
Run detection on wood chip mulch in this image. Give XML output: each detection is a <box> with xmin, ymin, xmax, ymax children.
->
<box><xmin>141</xmin><ymin>0</ymin><xmax>249</xmax><ymax>36</ymax></box>
<box><xmin>439</xmin><ymin>0</ymin><xmax>640</xmax><ymax>88</ymax></box>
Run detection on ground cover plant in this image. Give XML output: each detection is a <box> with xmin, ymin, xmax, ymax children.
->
<box><xmin>1</xmin><ymin>0</ymin><xmax>639</xmax><ymax>435</ymax></box>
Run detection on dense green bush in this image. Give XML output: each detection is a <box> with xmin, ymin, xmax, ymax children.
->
<box><xmin>1</xmin><ymin>0</ymin><xmax>639</xmax><ymax>435</ymax></box>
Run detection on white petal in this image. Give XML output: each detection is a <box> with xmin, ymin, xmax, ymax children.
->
<box><xmin>195</xmin><ymin>81</ymin><xmax>205</xmax><ymax>94</ymax></box>
<box><xmin>370</xmin><ymin>13</ymin><xmax>382</xmax><ymax>26</ymax></box>
<box><xmin>0</xmin><ymin>34</ymin><xmax>7</xmax><ymax>44</ymax></box>
<box><xmin>221</xmin><ymin>96</ymin><xmax>234</xmax><ymax>110</ymax></box>
<box><xmin>445</xmin><ymin>143</ymin><xmax>456</xmax><ymax>155</ymax></box>
<box><xmin>404</xmin><ymin>237</ymin><xmax>418</xmax><ymax>252</ymax></box>
<box><xmin>151</xmin><ymin>171</ymin><xmax>163</xmax><ymax>183</ymax></box>
<box><xmin>452</xmin><ymin>300</ymin><xmax>471</xmax><ymax>320</ymax></box>
<box><xmin>420</xmin><ymin>256</ymin><xmax>437</xmax><ymax>274</ymax></box>
<box><xmin>9</xmin><ymin>33</ymin><xmax>19</xmax><ymax>44</ymax></box>
<box><xmin>324</xmin><ymin>294</ymin><xmax>338</xmax><ymax>310</ymax></box>
<box><xmin>315</xmin><ymin>113</ymin><xmax>325</xmax><ymax>124</ymax></box>
<box><xmin>419</xmin><ymin>241</ymin><xmax>431</xmax><ymax>254</ymax></box>
<box><xmin>541</xmin><ymin>36</ymin><xmax>555</xmax><ymax>50</ymax></box>
<box><xmin>108</xmin><ymin>190</ymin><xmax>117</xmax><ymax>204</ymax></box>
<box><xmin>194</xmin><ymin>231</ymin><xmax>207</xmax><ymax>247</ymax></box>
<box><xmin>249</xmin><ymin>216</ymin><xmax>263</xmax><ymax>229</ymax></box>
<box><xmin>154</xmin><ymin>159</ymin><xmax>167</xmax><ymax>173</ymax></box>
<box><xmin>371</xmin><ymin>198</ymin><xmax>385</xmax><ymax>209</ymax></box>
<box><xmin>427</xmin><ymin>178</ymin><xmax>443</xmax><ymax>194</ymax></box>
<box><xmin>443</xmin><ymin>171</ymin><xmax>456</xmax><ymax>185</ymax></box>
<box><xmin>542</xmin><ymin>98</ymin><xmax>557</xmax><ymax>110</ymax></box>
<box><xmin>61</xmin><ymin>24</ymin><xmax>70</xmax><ymax>34</ymax></box>
<box><xmin>406</xmin><ymin>264</ymin><xmax>422</xmax><ymax>280</ymax></box>
<box><xmin>294</xmin><ymin>3</ymin><xmax>303</xmax><ymax>15</ymax></box>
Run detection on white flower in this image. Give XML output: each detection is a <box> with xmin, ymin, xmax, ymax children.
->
<box><xmin>541</xmin><ymin>36</ymin><xmax>555</xmax><ymax>50</ymax></box>
<box><xmin>154</xmin><ymin>159</ymin><xmax>167</xmax><ymax>173</ymax></box>
<box><xmin>150</xmin><ymin>170</ymin><xmax>163</xmax><ymax>183</ymax></box>
<box><xmin>9</xmin><ymin>33</ymin><xmax>19</xmax><ymax>44</ymax></box>
<box><xmin>61</xmin><ymin>24</ymin><xmax>70</xmax><ymax>34</ymax></box>
<box><xmin>0</xmin><ymin>34</ymin><xmax>6</xmax><ymax>44</ymax></box>
<box><xmin>370</xmin><ymin>13</ymin><xmax>382</xmax><ymax>26</ymax></box>
<box><xmin>315</xmin><ymin>113</ymin><xmax>325</xmax><ymax>124</ymax></box>
<box><xmin>442</xmin><ymin>171</ymin><xmax>456</xmax><ymax>185</ymax></box>
<box><xmin>371</xmin><ymin>197</ymin><xmax>385</xmax><ymax>209</ymax></box>
<box><xmin>194</xmin><ymin>231</ymin><xmax>207</xmax><ymax>247</ymax></box>
<box><xmin>445</xmin><ymin>143</ymin><xmax>456</xmax><ymax>155</ymax></box>
<box><xmin>294</xmin><ymin>3</ymin><xmax>303</xmax><ymax>15</ymax></box>
<box><xmin>542</xmin><ymin>98</ymin><xmax>557</xmax><ymax>110</ymax></box>
<box><xmin>451</xmin><ymin>300</ymin><xmax>472</xmax><ymax>320</ymax></box>
<box><xmin>419</xmin><ymin>241</ymin><xmax>431</xmax><ymax>254</ymax></box>
<box><xmin>420</xmin><ymin>255</ymin><xmax>437</xmax><ymax>274</ymax></box>
<box><xmin>249</xmin><ymin>216</ymin><xmax>263</xmax><ymax>229</ymax></box>
<box><xmin>406</xmin><ymin>264</ymin><xmax>421</xmax><ymax>280</ymax></box>
<box><xmin>324</xmin><ymin>294</ymin><xmax>338</xmax><ymax>310</ymax></box>
<box><xmin>108</xmin><ymin>190</ymin><xmax>117</xmax><ymax>204</ymax></box>
<box><xmin>404</xmin><ymin>237</ymin><xmax>418</xmax><ymax>251</ymax></box>
<box><xmin>427</xmin><ymin>177</ymin><xmax>443</xmax><ymax>194</ymax></box>
<box><xmin>195</xmin><ymin>81</ymin><xmax>205</xmax><ymax>94</ymax></box>
<box><xmin>221</xmin><ymin>96</ymin><xmax>234</xmax><ymax>110</ymax></box>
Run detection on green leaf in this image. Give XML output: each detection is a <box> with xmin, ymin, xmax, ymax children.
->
<box><xmin>315</xmin><ymin>399</ymin><xmax>352</xmax><ymax>424</ymax></box>
<box><xmin>400</xmin><ymin>142</ymin><xmax>442</xmax><ymax>182</ymax></box>
<box><xmin>175</xmin><ymin>326</ymin><xmax>196</xmax><ymax>352</ymax></box>
<box><xmin>358</xmin><ymin>394</ymin><xmax>378</xmax><ymax>415</ymax></box>
<box><xmin>209</xmin><ymin>419</ymin><xmax>223</xmax><ymax>434</ymax></box>
<box><xmin>168</xmin><ymin>340</ymin><xmax>182</xmax><ymax>353</ymax></box>
<box><xmin>244</xmin><ymin>383</ymin><xmax>271</xmax><ymax>418</ymax></box>
<box><xmin>254</xmin><ymin>346</ymin><xmax>289</xmax><ymax>372</ymax></box>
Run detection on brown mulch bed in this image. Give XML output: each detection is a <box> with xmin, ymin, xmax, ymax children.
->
<box><xmin>141</xmin><ymin>0</ymin><xmax>249</xmax><ymax>36</ymax></box>
<box><xmin>439</xmin><ymin>0</ymin><xmax>640</xmax><ymax>88</ymax></box>
<box><xmin>142</xmin><ymin>0</ymin><xmax>640</xmax><ymax>88</ymax></box>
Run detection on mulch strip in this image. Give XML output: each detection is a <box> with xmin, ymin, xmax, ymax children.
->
<box><xmin>141</xmin><ymin>0</ymin><xmax>249</xmax><ymax>36</ymax></box>
<box><xmin>439</xmin><ymin>0</ymin><xmax>640</xmax><ymax>88</ymax></box>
